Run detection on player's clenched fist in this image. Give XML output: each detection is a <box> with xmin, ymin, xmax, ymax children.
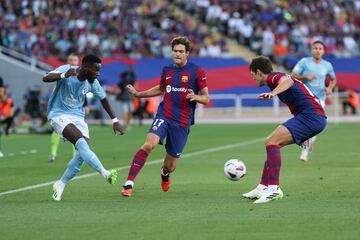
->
<box><xmin>65</xmin><ymin>68</ymin><xmax>77</xmax><ymax>78</ymax></box>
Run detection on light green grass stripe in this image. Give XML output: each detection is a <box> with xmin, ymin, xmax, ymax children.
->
<box><xmin>0</xmin><ymin>137</ymin><xmax>264</xmax><ymax>197</ymax></box>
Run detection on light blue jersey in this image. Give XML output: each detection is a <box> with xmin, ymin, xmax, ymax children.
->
<box><xmin>47</xmin><ymin>64</ymin><xmax>106</xmax><ymax>119</ymax></box>
<box><xmin>292</xmin><ymin>57</ymin><xmax>335</xmax><ymax>102</ymax></box>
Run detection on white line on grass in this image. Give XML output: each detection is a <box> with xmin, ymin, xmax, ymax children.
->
<box><xmin>0</xmin><ymin>137</ymin><xmax>264</xmax><ymax>197</ymax></box>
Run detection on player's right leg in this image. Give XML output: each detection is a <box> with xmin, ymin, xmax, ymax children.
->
<box><xmin>121</xmin><ymin>133</ymin><xmax>160</xmax><ymax>197</ymax></box>
<box><xmin>52</xmin><ymin>152</ymin><xmax>84</xmax><ymax>201</ymax></box>
<box><xmin>244</xmin><ymin>125</ymin><xmax>293</xmax><ymax>203</ymax></box>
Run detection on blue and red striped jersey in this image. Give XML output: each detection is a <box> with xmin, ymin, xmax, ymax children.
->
<box><xmin>266</xmin><ymin>72</ymin><xmax>325</xmax><ymax>116</ymax></box>
<box><xmin>156</xmin><ymin>62</ymin><xmax>207</xmax><ymax>128</ymax></box>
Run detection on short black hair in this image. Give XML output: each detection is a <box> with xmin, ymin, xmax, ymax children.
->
<box><xmin>312</xmin><ymin>40</ymin><xmax>326</xmax><ymax>49</ymax></box>
<box><xmin>171</xmin><ymin>36</ymin><xmax>191</xmax><ymax>52</ymax></box>
<box><xmin>68</xmin><ymin>52</ymin><xmax>79</xmax><ymax>57</ymax></box>
<box><xmin>82</xmin><ymin>54</ymin><xmax>101</xmax><ymax>65</ymax></box>
<box><xmin>249</xmin><ymin>56</ymin><xmax>273</xmax><ymax>74</ymax></box>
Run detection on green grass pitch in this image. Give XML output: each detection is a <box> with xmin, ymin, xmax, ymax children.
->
<box><xmin>0</xmin><ymin>123</ymin><xmax>359</xmax><ymax>240</ymax></box>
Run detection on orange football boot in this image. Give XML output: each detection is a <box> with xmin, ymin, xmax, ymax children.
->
<box><xmin>161</xmin><ymin>177</ymin><xmax>171</xmax><ymax>192</ymax></box>
<box><xmin>121</xmin><ymin>187</ymin><xmax>132</xmax><ymax>197</ymax></box>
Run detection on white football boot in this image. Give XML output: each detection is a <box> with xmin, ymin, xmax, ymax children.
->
<box><xmin>242</xmin><ymin>184</ymin><xmax>268</xmax><ymax>199</ymax></box>
<box><xmin>254</xmin><ymin>186</ymin><xmax>283</xmax><ymax>204</ymax></box>
<box><xmin>300</xmin><ymin>149</ymin><xmax>309</xmax><ymax>161</ymax></box>
<box><xmin>52</xmin><ymin>181</ymin><xmax>65</xmax><ymax>201</ymax></box>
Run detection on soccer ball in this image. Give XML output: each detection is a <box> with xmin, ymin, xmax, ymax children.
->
<box><xmin>224</xmin><ymin>159</ymin><xmax>246</xmax><ymax>181</ymax></box>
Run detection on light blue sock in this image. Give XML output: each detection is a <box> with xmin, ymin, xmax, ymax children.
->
<box><xmin>75</xmin><ymin>138</ymin><xmax>106</xmax><ymax>174</ymax></box>
<box><xmin>60</xmin><ymin>152</ymin><xmax>84</xmax><ymax>184</ymax></box>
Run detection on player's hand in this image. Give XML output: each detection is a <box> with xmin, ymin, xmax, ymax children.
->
<box><xmin>325</xmin><ymin>87</ymin><xmax>332</xmax><ymax>95</ymax></box>
<box><xmin>65</xmin><ymin>68</ymin><xmax>77</xmax><ymax>78</ymax></box>
<box><xmin>113</xmin><ymin>122</ymin><xmax>124</xmax><ymax>135</ymax></box>
<box><xmin>186</xmin><ymin>89</ymin><xmax>197</xmax><ymax>101</ymax></box>
<box><xmin>305</xmin><ymin>74</ymin><xmax>316</xmax><ymax>80</ymax></box>
<box><xmin>257</xmin><ymin>92</ymin><xmax>274</xmax><ymax>99</ymax></box>
<box><xmin>126</xmin><ymin>84</ymin><xmax>138</xmax><ymax>97</ymax></box>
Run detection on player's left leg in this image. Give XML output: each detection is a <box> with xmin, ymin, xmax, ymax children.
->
<box><xmin>57</xmin><ymin>116</ymin><xmax>117</xmax><ymax>184</ymax></box>
<box><xmin>160</xmin><ymin>124</ymin><xmax>189</xmax><ymax>192</ymax></box>
<box><xmin>300</xmin><ymin>136</ymin><xmax>316</xmax><ymax>161</ymax></box>
<box><xmin>49</xmin><ymin>131</ymin><xmax>60</xmax><ymax>162</ymax></box>
<box><xmin>249</xmin><ymin>125</ymin><xmax>293</xmax><ymax>204</ymax></box>
<box><xmin>161</xmin><ymin>154</ymin><xmax>177</xmax><ymax>192</ymax></box>
<box><xmin>300</xmin><ymin>101</ymin><xmax>326</xmax><ymax>161</ymax></box>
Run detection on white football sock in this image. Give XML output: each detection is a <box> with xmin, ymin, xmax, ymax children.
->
<box><xmin>124</xmin><ymin>180</ymin><xmax>134</xmax><ymax>187</ymax></box>
<box><xmin>101</xmin><ymin>169</ymin><xmax>110</xmax><ymax>179</ymax></box>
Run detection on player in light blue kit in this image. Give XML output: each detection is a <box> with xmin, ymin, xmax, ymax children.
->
<box><xmin>292</xmin><ymin>40</ymin><xmax>336</xmax><ymax>161</ymax></box>
<box><xmin>43</xmin><ymin>54</ymin><xmax>124</xmax><ymax>201</ymax></box>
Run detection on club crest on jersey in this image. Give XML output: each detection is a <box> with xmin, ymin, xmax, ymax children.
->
<box><xmin>82</xmin><ymin>87</ymin><xmax>89</xmax><ymax>94</ymax></box>
<box><xmin>181</xmin><ymin>76</ymin><xmax>189</xmax><ymax>83</ymax></box>
<box><xmin>152</xmin><ymin>126</ymin><xmax>158</xmax><ymax>131</ymax></box>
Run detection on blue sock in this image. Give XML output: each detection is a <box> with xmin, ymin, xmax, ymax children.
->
<box><xmin>75</xmin><ymin>138</ymin><xmax>106</xmax><ymax>174</ymax></box>
<box><xmin>61</xmin><ymin>152</ymin><xmax>84</xmax><ymax>184</ymax></box>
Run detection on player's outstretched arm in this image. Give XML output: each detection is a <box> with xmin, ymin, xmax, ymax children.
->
<box><xmin>43</xmin><ymin>68</ymin><xmax>77</xmax><ymax>82</ymax></box>
<box><xmin>291</xmin><ymin>73</ymin><xmax>316</xmax><ymax>81</ymax></box>
<box><xmin>271</xmin><ymin>76</ymin><xmax>294</xmax><ymax>96</ymax></box>
<box><xmin>186</xmin><ymin>87</ymin><xmax>210</xmax><ymax>105</ymax></box>
<box><xmin>258</xmin><ymin>76</ymin><xmax>294</xmax><ymax>99</ymax></box>
<box><xmin>100</xmin><ymin>98</ymin><xmax>124</xmax><ymax>135</ymax></box>
<box><xmin>127</xmin><ymin>84</ymin><xmax>163</xmax><ymax>98</ymax></box>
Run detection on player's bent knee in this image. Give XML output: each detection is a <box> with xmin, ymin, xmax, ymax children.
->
<box><xmin>265</xmin><ymin>137</ymin><xmax>279</xmax><ymax>146</ymax></box>
<box><xmin>142</xmin><ymin>142</ymin><xmax>156</xmax><ymax>153</ymax></box>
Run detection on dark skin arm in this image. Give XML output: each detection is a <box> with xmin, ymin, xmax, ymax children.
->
<box><xmin>43</xmin><ymin>68</ymin><xmax>77</xmax><ymax>82</ymax></box>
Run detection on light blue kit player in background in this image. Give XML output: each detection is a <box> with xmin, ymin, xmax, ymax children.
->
<box><xmin>43</xmin><ymin>54</ymin><xmax>124</xmax><ymax>201</ymax></box>
<box><xmin>291</xmin><ymin>40</ymin><xmax>336</xmax><ymax>162</ymax></box>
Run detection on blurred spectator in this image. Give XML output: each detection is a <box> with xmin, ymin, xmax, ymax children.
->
<box><xmin>132</xmin><ymin>97</ymin><xmax>157</xmax><ymax>126</ymax></box>
<box><xmin>117</xmin><ymin>65</ymin><xmax>137</xmax><ymax>130</ymax></box>
<box><xmin>0</xmin><ymin>83</ymin><xmax>16</xmax><ymax>136</ymax></box>
<box><xmin>342</xmin><ymin>88</ymin><xmax>359</xmax><ymax>115</ymax></box>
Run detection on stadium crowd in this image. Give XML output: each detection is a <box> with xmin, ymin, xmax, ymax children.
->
<box><xmin>0</xmin><ymin>0</ymin><xmax>229</xmax><ymax>64</ymax></box>
<box><xmin>175</xmin><ymin>0</ymin><xmax>360</xmax><ymax>65</ymax></box>
<box><xmin>1</xmin><ymin>0</ymin><xmax>359</xmax><ymax>66</ymax></box>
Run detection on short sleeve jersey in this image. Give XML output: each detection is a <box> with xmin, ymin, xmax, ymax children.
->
<box><xmin>266</xmin><ymin>72</ymin><xmax>325</xmax><ymax>116</ymax></box>
<box><xmin>156</xmin><ymin>62</ymin><xmax>207</xmax><ymax>128</ymax></box>
<box><xmin>47</xmin><ymin>64</ymin><xmax>106</xmax><ymax>119</ymax></box>
<box><xmin>292</xmin><ymin>57</ymin><xmax>335</xmax><ymax>102</ymax></box>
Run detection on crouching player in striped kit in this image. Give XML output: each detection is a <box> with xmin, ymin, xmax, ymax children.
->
<box><xmin>243</xmin><ymin>56</ymin><xmax>326</xmax><ymax>204</ymax></box>
<box><xmin>121</xmin><ymin>36</ymin><xmax>210</xmax><ymax>197</ymax></box>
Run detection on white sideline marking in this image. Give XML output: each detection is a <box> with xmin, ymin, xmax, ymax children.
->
<box><xmin>0</xmin><ymin>137</ymin><xmax>264</xmax><ymax>197</ymax></box>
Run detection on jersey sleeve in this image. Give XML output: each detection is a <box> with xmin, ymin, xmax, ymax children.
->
<box><xmin>327</xmin><ymin>63</ymin><xmax>336</xmax><ymax>80</ymax></box>
<box><xmin>266</xmin><ymin>73</ymin><xmax>285</xmax><ymax>86</ymax></box>
<box><xmin>195</xmin><ymin>67</ymin><xmax>207</xmax><ymax>90</ymax></box>
<box><xmin>292</xmin><ymin>58</ymin><xmax>306</xmax><ymax>75</ymax></box>
<box><xmin>91</xmin><ymin>79</ymin><xmax>106</xmax><ymax>100</ymax></box>
<box><xmin>49</xmin><ymin>64</ymin><xmax>71</xmax><ymax>75</ymax></box>
<box><xmin>159</xmin><ymin>67</ymin><xmax>166</xmax><ymax>90</ymax></box>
